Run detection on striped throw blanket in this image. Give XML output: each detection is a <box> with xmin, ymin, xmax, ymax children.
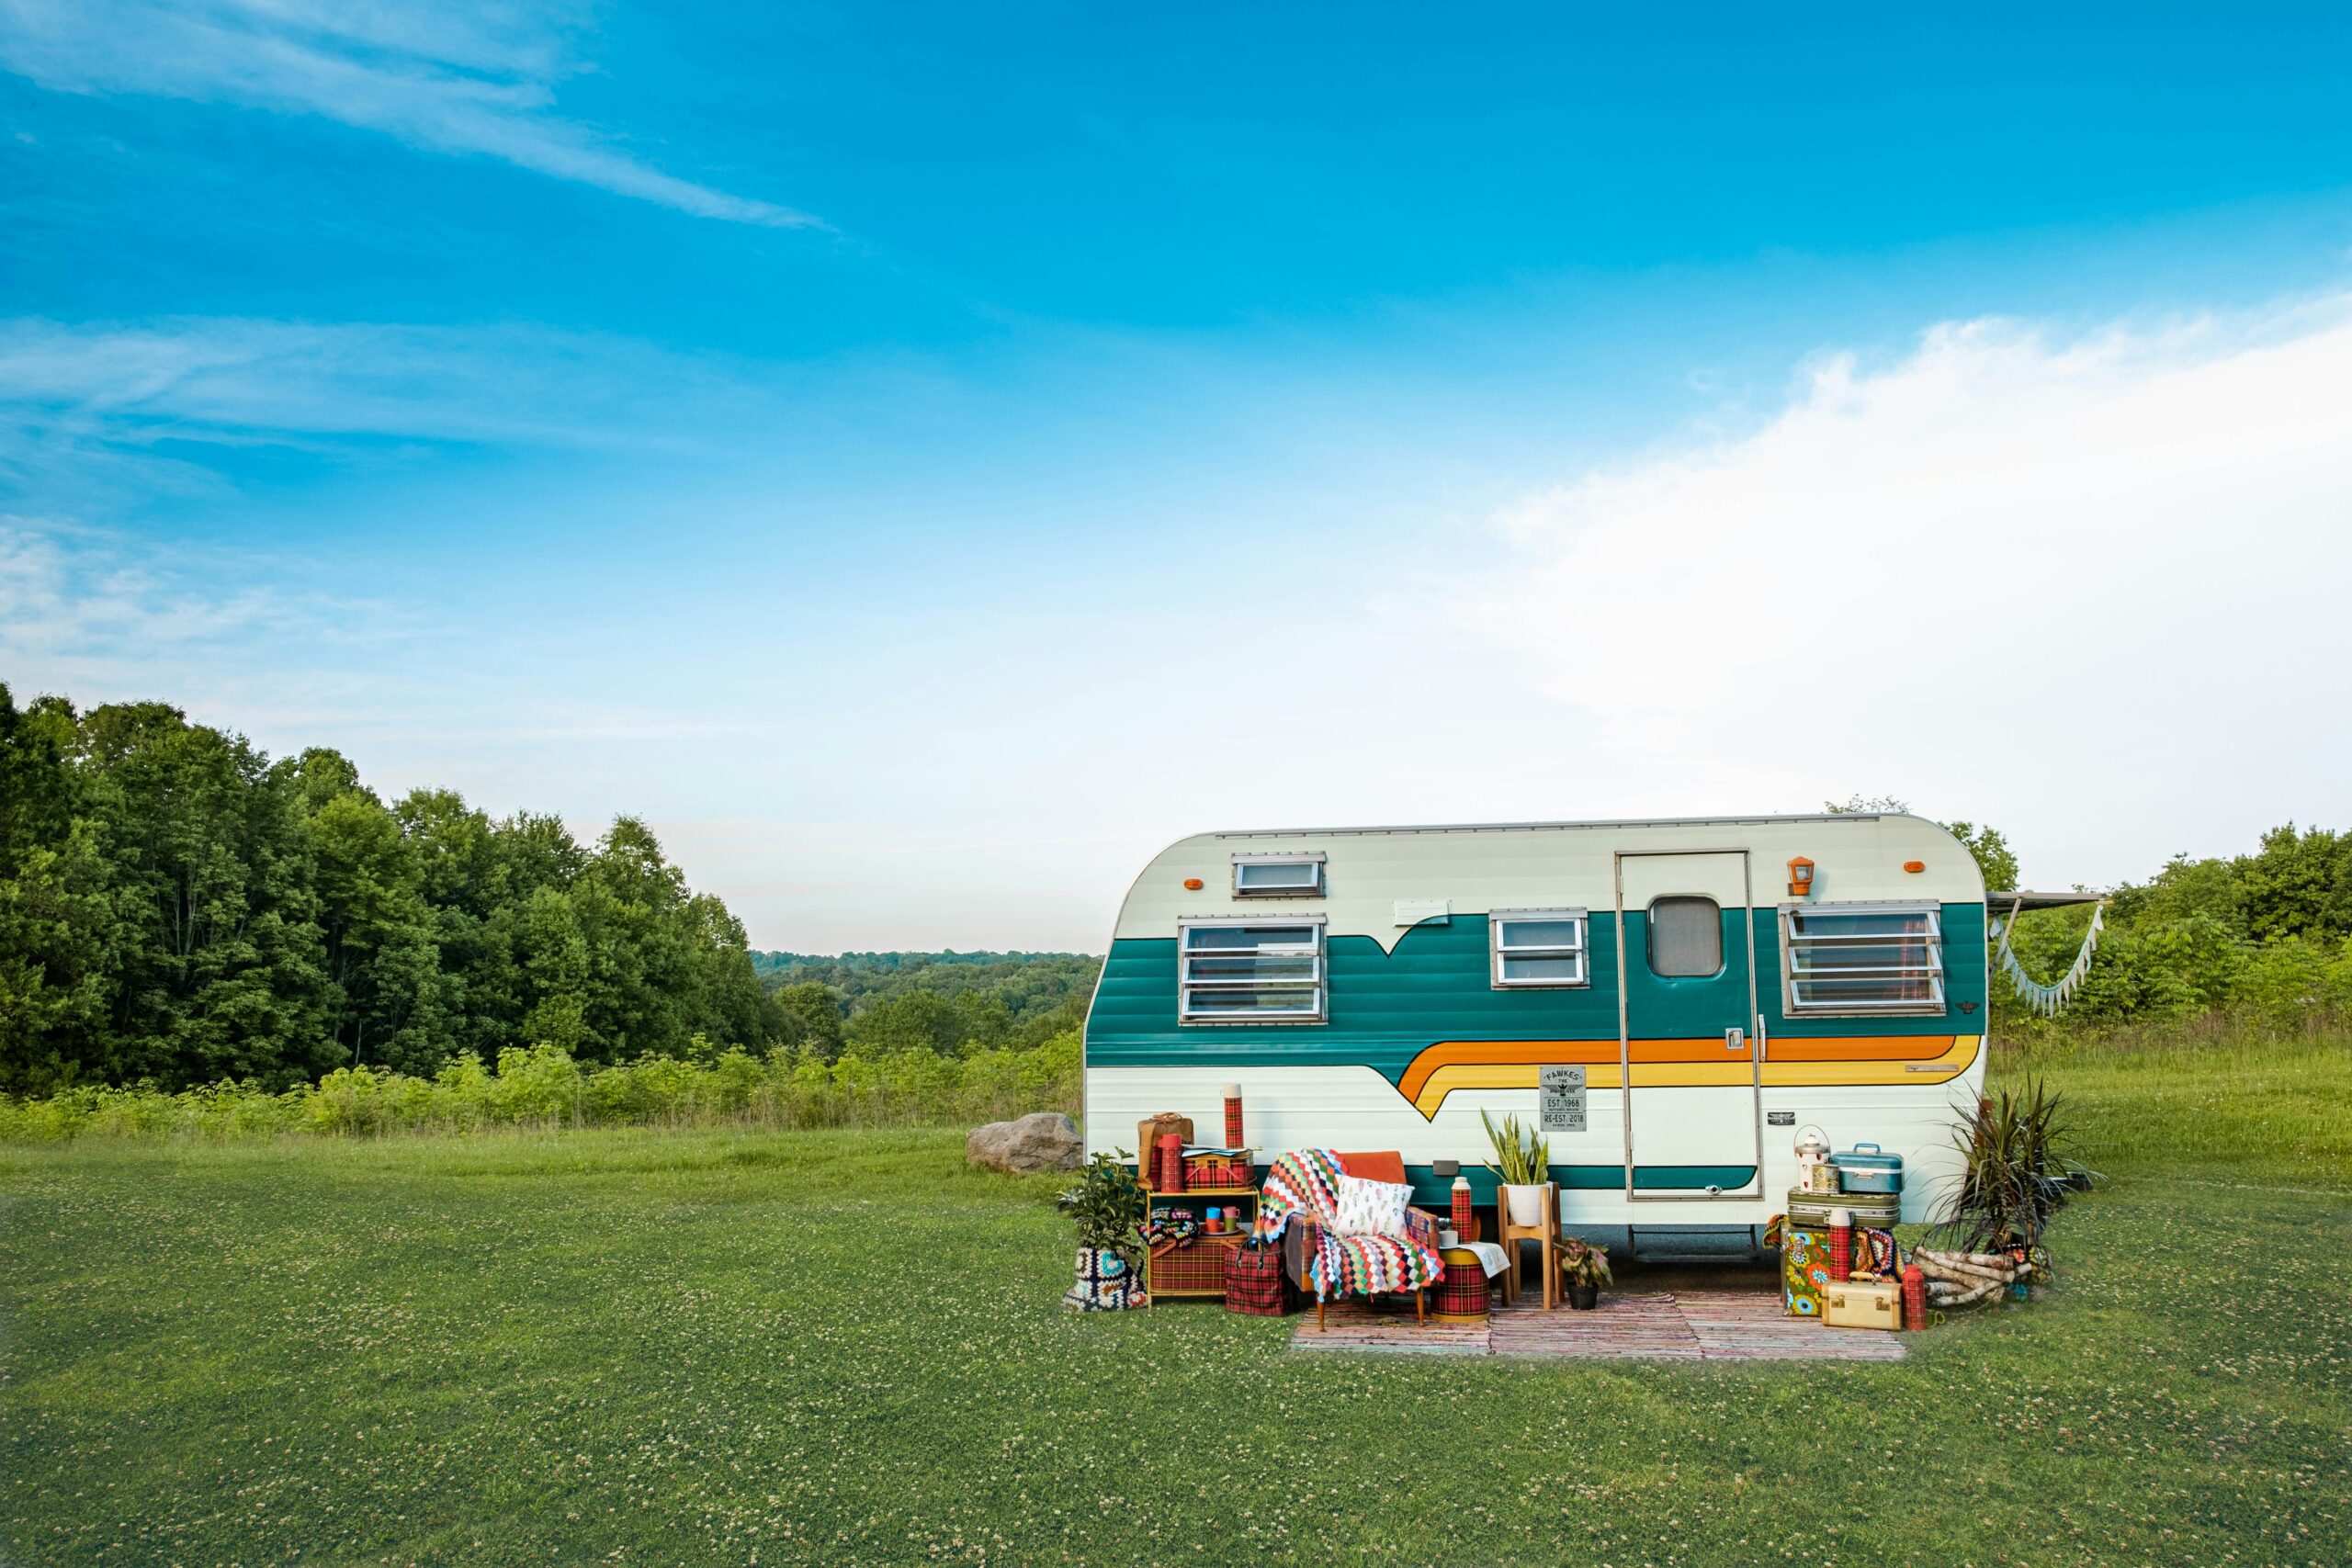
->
<box><xmin>1257</xmin><ymin>1148</ymin><xmax>1443</xmax><ymax>1301</ymax></box>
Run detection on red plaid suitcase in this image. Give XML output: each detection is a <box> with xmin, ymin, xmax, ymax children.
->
<box><xmin>1223</xmin><ymin>1244</ymin><xmax>1292</xmax><ymax>1315</ymax></box>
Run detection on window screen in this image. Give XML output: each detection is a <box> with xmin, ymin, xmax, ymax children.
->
<box><xmin>1490</xmin><ymin>910</ymin><xmax>1589</xmax><ymax>988</ymax></box>
<box><xmin>1179</xmin><ymin>919</ymin><xmax>1326</xmax><ymax>1021</ymax></box>
<box><xmin>1647</xmin><ymin>897</ymin><xmax>1723</xmax><ymax>977</ymax></box>
<box><xmin>1783</xmin><ymin>905</ymin><xmax>1944</xmax><ymax>1013</ymax></box>
<box><xmin>1231</xmin><ymin>854</ymin><xmax>1325</xmax><ymax>897</ymax></box>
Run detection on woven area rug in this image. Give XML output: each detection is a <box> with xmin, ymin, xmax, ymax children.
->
<box><xmin>1286</xmin><ymin>1289</ymin><xmax>1906</xmax><ymax>1361</ymax></box>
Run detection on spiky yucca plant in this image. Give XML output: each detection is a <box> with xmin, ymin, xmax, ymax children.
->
<box><xmin>1939</xmin><ymin>1077</ymin><xmax>2100</xmax><ymax>1256</ymax></box>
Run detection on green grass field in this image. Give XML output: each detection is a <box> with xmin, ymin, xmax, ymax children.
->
<box><xmin>6</xmin><ymin>1041</ymin><xmax>2347</xmax><ymax>1567</ymax></box>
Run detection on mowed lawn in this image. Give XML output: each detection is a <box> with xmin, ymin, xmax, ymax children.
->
<box><xmin>6</xmin><ymin>1044</ymin><xmax>2348</xmax><ymax>1568</ymax></box>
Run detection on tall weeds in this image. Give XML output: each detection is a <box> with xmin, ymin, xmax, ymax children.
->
<box><xmin>0</xmin><ymin>1034</ymin><xmax>1080</xmax><ymax>1144</ymax></box>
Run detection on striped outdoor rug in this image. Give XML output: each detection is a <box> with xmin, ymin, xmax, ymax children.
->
<box><xmin>1287</xmin><ymin>1289</ymin><xmax>1906</xmax><ymax>1361</ymax></box>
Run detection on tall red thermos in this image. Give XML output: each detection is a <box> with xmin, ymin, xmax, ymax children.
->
<box><xmin>1828</xmin><ymin>1207</ymin><xmax>1853</xmax><ymax>1283</ymax></box>
<box><xmin>1903</xmin><ymin>1262</ymin><xmax>1928</xmax><ymax>1329</ymax></box>
<box><xmin>1451</xmin><ymin>1176</ymin><xmax>1474</xmax><ymax>1238</ymax></box>
<box><xmin>1222</xmin><ymin>1082</ymin><xmax>1244</xmax><ymax>1148</ymax></box>
<box><xmin>1156</xmin><ymin>1133</ymin><xmax>1186</xmax><ymax>1193</ymax></box>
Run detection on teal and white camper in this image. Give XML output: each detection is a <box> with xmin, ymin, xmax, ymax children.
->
<box><xmin>1082</xmin><ymin>813</ymin><xmax>1999</xmax><ymax>1239</ymax></box>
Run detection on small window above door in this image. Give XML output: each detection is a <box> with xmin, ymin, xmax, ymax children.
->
<box><xmin>1647</xmin><ymin>896</ymin><xmax>1724</xmax><ymax>977</ymax></box>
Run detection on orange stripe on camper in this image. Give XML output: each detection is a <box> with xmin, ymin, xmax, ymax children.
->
<box><xmin>1398</xmin><ymin>1035</ymin><xmax>1978</xmax><ymax>1120</ymax></box>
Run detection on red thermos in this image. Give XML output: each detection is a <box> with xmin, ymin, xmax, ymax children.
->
<box><xmin>1451</xmin><ymin>1176</ymin><xmax>1474</xmax><ymax>1238</ymax></box>
<box><xmin>1828</xmin><ymin>1207</ymin><xmax>1852</xmax><ymax>1283</ymax></box>
<box><xmin>1221</xmin><ymin>1082</ymin><xmax>1244</xmax><ymax>1148</ymax></box>
<box><xmin>1156</xmin><ymin>1133</ymin><xmax>1186</xmax><ymax>1192</ymax></box>
<box><xmin>1903</xmin><ymin>1262</ymin><xmax>1928</xmax><ymax>1328</ymax></box>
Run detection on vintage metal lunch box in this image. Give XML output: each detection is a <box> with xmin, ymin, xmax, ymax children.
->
<box><xmin>1831</xmin><ymin>1142</ymin><xmax>1905</xmax><ymax>1193</ymax></box>
<box><xmin>1822</xmin><ymin>1279</ymin><xmax>1904</xmax><ymax>1331</ymax></box>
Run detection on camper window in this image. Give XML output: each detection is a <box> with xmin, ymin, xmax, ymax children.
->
<box><xmin>1782</xmin><ymin>904</ymin><xmax>1945</xmax><ymax>1014</ymax></box>
<box><xmin>1230</xmin><ymin>853</ymin><xmax>1327</xmax><ymax>897</ymax></box>
<box><xmin>1178</xmin><ymin>918</ymin><xmax>1327</xmax><ymax>1022</ymax></box>
<box><xmin>1647</xmin><ymin>897</ymin><xmax>1724</xmax><ymax>977</ymax></box>
<box><xmin>1489</xmin><ymin>909</ymin><xmax>1589</xmax><ymax>987</ymax></box>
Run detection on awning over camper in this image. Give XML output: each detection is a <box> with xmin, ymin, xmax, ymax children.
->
<box><xmin>1986</xmin><ymin>890</ymin><xmax>2108</xmax><ymax>910</ymax></box>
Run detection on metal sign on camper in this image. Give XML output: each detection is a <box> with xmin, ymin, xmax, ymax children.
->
<box><xmin>1538</xmin><ymin>1065</ymin><xmax>1587</xmax><ymax>1132</ymax></box>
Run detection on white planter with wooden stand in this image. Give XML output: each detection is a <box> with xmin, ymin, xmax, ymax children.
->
<box><xmin>1502</xmin><ymin>1182</ymin><xmax>1548</xmax><ymax>1227</ymax></box>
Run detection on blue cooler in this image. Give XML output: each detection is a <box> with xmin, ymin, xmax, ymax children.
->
<box><xmin>1832</xmin><ymin>1142</ymin><xmax>1904</xmax><ymax>1194</ymax></box>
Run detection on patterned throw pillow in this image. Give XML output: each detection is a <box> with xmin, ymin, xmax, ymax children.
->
<box><xmin>1333</xmin><ymin>1174</ymin><xmax>1410</xmax><ymax>1239</ymax></box>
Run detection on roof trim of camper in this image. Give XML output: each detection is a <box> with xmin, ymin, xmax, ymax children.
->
<box><xmin>1204</xmin><ymin>812</ymin><xmax>1904</xmax><ymax>839</ymax></box>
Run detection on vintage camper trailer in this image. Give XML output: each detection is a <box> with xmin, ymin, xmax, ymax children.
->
<box><xmin>1082</xmin><ymin>813</ymin><xmax>1987</xmax><ymax>1243</ymax></box>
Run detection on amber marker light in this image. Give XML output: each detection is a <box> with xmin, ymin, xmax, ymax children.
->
<box><xmin>1903</xmin><ymin>860</ymin><xmax>1926</xmax><ymax>874</ymax></box>
<box><xmin>1182</xmin><ymin>877</ymin><xmax>1204</xmax><ymax>890</ymax></box>
<box><xmin>1787</xmin><ymin>856</ymin><xmax>1815</xmax><ymax>897</ymax></box>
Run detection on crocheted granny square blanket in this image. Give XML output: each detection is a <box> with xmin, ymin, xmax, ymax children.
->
<box><xmin>1257</xmin><ymin>1148</ymin><xmax>1442</xmax><ymax>1301</ymax></box>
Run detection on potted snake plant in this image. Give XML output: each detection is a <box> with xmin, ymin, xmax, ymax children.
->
<box><xmin>1481</xmin><ymin>1110</ymin><xmax>1552</xmax><ymax>1228</ymax></box>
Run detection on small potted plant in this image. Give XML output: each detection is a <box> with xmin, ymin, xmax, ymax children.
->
<box><xmin>1055</xmin><ymin>1150</ymin><xmax>1148</xmax><ymax>1311</ymax></box>
<box><xmin>1481</xmin><ymin>1110</ymin><xmax>1551</xmax><ymax>1227</ymax></box>
<box><xmin>1555</xmin><ymin>1236</ymin><xmax>1612</xmax><ymax>1311</ymax></box>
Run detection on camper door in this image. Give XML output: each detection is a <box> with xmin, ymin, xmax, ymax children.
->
<box><xmin>1615</xmin><ymin>850</ymin><xmax>1763</xmax><ymax>1201</ymax></box>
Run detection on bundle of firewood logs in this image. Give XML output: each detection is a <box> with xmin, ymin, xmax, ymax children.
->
<box><xmin>1913</xmin><ymin>1247</ymin><xmax>2034</xmax><ymax>1307</ymax></box>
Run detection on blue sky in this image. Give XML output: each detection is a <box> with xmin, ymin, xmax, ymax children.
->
<box><xmin>6</xmin><ymin>3</ymin><xmax>2352</xmax><ymax>949</ymax></box>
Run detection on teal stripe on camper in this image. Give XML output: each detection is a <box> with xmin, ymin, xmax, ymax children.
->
<box><xmin>1401</xmin><ymin>1165</ymin><xmax>1761</xmax><ymax>1206</ymax></box>
<box><xmin>1085</xmin><ymin>903</ymin><xmax>1985</xmax><ymax>1074</ymax></box>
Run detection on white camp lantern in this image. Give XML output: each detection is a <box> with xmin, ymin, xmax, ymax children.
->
<box><xmin>1794</xmin><ymin>1125</ymin><xmax>1836</xmax><ymax>1194</ymax></box>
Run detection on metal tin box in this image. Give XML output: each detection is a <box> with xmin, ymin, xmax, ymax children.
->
<box><xmin>1831</xmin><ymin>1142</ymin><xmax>1905</xmax><ymax>1194</ymax></box>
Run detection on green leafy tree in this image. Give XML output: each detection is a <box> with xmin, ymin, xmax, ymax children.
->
<box><xmin>75</xmin><ymin>704</ymin><xmax>334</xmax><ymax>1087</ymax></box>
<box><xmin>775</xmin><ymin>981</ymin><xmax>844</xmax><ymax>1059</ymax></box>
<box><xmin>300</xmin><ymin>787</ymin><xmax>451</xmax><ymax>1073</ymax></box>
<box><xmin>2235</xmin><ymin>824</ymin><xmax>2352</xmax><ymax>943</ymax></box>
<box><xmin>1942</xmin><ymin>821</ymin><xmax>2019</xmax><ymax>896</ymax></box>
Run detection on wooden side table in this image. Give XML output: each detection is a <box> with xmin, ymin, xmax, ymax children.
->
<box><xmin>1494</xmin><ymin>1184</ymin><xmax>1558</xmax><ymax>1308</ymax></box>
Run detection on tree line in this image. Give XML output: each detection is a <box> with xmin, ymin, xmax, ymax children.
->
<box><xmin>0</xmin><ymin>683</ymin><xmax>791</xmax><ymax>1093</ymax></box>
<box><xmin>756</xmin><ymin>951</ymin><xmax>1098</xmax><ymax>1063</ymax></box>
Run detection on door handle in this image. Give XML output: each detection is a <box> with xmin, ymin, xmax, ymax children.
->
<box><xmin>1725</xmin><ymin>1027</ymin><xmax>1745</xmax><ymax>1052</ymax></box>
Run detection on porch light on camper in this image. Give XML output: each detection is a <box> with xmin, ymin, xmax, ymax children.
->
<box><xmin>1788</xmin><ymin>856</ymin><xmax>1815</xmax><ymax>897</ymax></box>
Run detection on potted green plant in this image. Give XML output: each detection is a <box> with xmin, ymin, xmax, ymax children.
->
<box><xmin>1481</xmin><ymin>1110</ymin><xmax>1551</xmax><ymax>1227</ymax></box>
<box><xmin>1055</xmin><ymin>1150</ymin><xmax>1148</xmax><ymax>1311</ymax></box>
<box><xmin>1555</xmin><ymin>1235</ymin><xmax>1612</xmax><ymax>1310</ymax></box>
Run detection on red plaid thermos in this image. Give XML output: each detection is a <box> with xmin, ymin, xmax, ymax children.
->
<box><xmin>1828</xmin><ymin>1208</ymin><xmax>1852</xmax><ymax>1282</ymax></box>
<box><xmin>1157</xmin><ymin>1134</ymin><xmax>1187</xmax><ymax>1193</ymax></box>
<box><xmin>1221</xmin><ymin>1082</ymin><xmax>1244</xmax><ymax>1148</ymax></box>
<box><xmin>1451</xmin><ymin>1176</ymin><xmax>1473</xmax><ymax>1238</ymax></box>
<box><xmin>1903</xmin><ymin>1261</ymin><xmax>1928</xmax><ymax>1329</ymax></box>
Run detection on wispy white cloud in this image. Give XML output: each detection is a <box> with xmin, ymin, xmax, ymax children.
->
<box><xmin>0</xmin><ymin>314</ymin><xmax>964</xmax><ymax>517</ymax></box>
<box><xmin>0</xmin><ymin>517</ymin><xmax>275</xmax><ymax>657</ymax></box>
<box><xmin>0</xmin><ymin>316</ymin><xmax>781</xmax><ymax>449</ymax></box>
<box><xmin>0</xmin><ymin>0</ymin><xmax>820</xmax><ymax>227</ymax></box>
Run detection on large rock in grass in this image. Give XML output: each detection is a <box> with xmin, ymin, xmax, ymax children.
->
<box><xmin>967</xmin><ymin>1112</ymin><xmax>1082</xmax><ymax>1174</ymax></box>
